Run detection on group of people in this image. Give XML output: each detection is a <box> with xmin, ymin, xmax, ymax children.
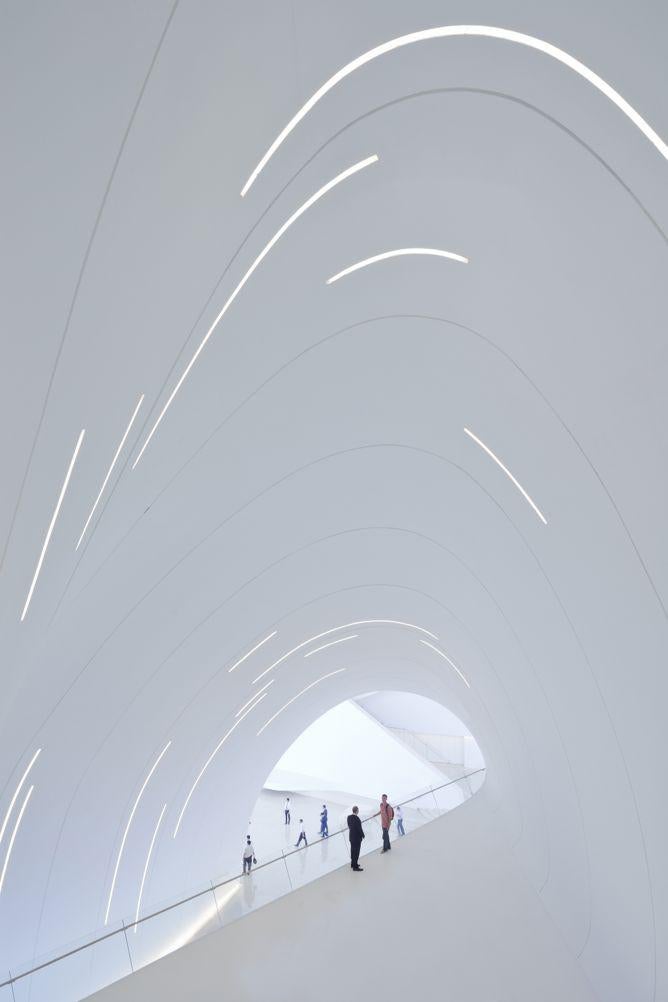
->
<box><xmin>243</xmin><ymin>793</ymin><xmax>406</xmax><ymax>875</ymax></box>
<box><xmin>347</xmin><ymin>794</ymin><xmax>404</xmax><ymax>871</ymax></box>
<box><xmin>284</xmin><ymin>797</ymin><xmax>329</xmax><ymax>846</ymax></box>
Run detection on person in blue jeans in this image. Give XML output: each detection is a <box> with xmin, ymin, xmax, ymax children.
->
<box><xmin>396</xmin><ymin>804</ymin><xmax>405</xmax><ymax>836</ymax></box>
<box><xmin>320</xmin><ymin>804</ymin><xmax>329</xmax><ymax>837</ymax></box>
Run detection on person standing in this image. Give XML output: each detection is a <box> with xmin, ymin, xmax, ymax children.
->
<box><xmin>295</xmin><ymin>819</ymin><xmax>308</xmax><ymax>847</ymax></box>
<box><xmin>284</xmin><ymin>797</ymin><xmax>291</xmax><ymax>824</ymax></box>
<box><xmin>319</xmin><ymin>804</ymin><xmax>329</xmax><ymax>838</ymax></box>
<box><xmin>396</xmin><ymin>803</ymin><xmax>405</xmax><ymax>836</ymax></box>
<box><xmin>347</xmin><ymin>806</ymin><xmax>365</xmax><ymax>871</ymax></box>
<box><xmin>380</xmin><ymin>794</ymin><xmax>394</xmax><ymax>852</ymax></box>
<box><xmin>242</xmin><ymin>835</ymin><xmax>255</xmax><ymax>874</ymax></box>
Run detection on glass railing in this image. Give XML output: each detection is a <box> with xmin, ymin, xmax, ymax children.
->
<box><xmin>1</xmin><ymin>768</ymin><xmax>485</xmax><ymax>1001</ymax></box>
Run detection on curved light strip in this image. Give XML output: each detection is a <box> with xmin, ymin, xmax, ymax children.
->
<box><xmin>464</xmin><ymin>426</ymin><xmax>547</xmax><ymax>524</ymax></box>
<box><xmin>134</xmin><ymin>803</ymin><xmax>167</xmax><ymax>931</ymax></box>
<box><xmin>257</xmin><ymin>668</ymin><xmax>347</xmax><ymax>736</ymax></box>
<box><xmin>0</xmin><ymin>785</ymin><xmax>34</xmax><ymax>896</ymax></box>
<box><xmin>132</xmin><ymin>154</ymin><xmax>378</xmax><ymax>468</ymax></box>
<box><xmin>241</xmin><ymin>24</ymin><xmax>668</xmax><ymax>196</ymax></box>
<box><xmin>173</xmin><ymin>694</ymin><xmax>268</xmax><ymax>838</ymax></box>
<box><xmin>227</xmin><ymin>630</ymin><xmax>277</xmax><ymax>673</ymax></box>
<box><xmin>76</xmin><ymin>394</ymin><xmax>144</xmax><ymax>550</ymax></box>
<box><xmin>21</xmin><ymin>429</ymin><xmax>85</xmax><ymax>621</ymax></box>
<box><xmin>0</xmin><ymin>749</ymin><xmax>40</xmax><ymax>850</ymax></box>
<box><xmin>104</xmin><ymin>740</ymin><xmax>171</xmax><ymax>925</ymax></box>
<box><xmin>235</xmin><ymin>679</ymin><xmax>275</xmax><ymax>717</ymax></box>
<box><xmin>304</xmin><ymin>634</ymin><xmax>358</xmax><ymax>657</ymax></box>
<box><xmin>419</xmin><ymin>639</ymin><xmax>471</xmax><ymax>688</ymax></box>
<box><xmin>252</xmin><ymin>619</ymin><xmax>438</xmax><ymax>684</ymax></box>
<box><xmin>327</xmin><ymin>247</ymin><xmax>468</xmax><ymax>285</ymax></box>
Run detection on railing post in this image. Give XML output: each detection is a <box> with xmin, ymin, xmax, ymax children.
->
<box><xmin>430</xmin><ymin>785</ymin><xmax>438</xmax><ymax>809</ymax></box>
<box><xmin>122</xmin><ymin>924</ymin><xmax>134</xmax><ymax>973</ymax></box>
<box><xmin>281</xmin><ymin>850</ymin><xmax>293</xmax><ymax>889</ymax></box>
<box><xmin>9</xmin><ymin>972</ymin><xmax>16</xmax><ymax>1002</ymax></box>
<box><xmin>210</xmin><ymin>880</ymin><xmax>223</xmax><ymax>928</ymax></box>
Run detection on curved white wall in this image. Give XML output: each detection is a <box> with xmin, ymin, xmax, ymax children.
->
<box><xmin>0</xmin><ymin>2</ymin><xmax>666</xmax><ymax>1000</ymax></box>
<box><xmin>265</xmin><ymin>697</ymin><xmax>450</xmax><ymax>800</ymax></box>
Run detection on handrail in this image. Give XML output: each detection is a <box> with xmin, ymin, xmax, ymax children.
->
<box><xmin>0</xmin><ymin>768</ymin><xmax>484</xmax><ymax>988</ymax></box>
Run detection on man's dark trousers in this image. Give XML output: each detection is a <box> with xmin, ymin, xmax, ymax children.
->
<box><xmin>382</xmin><ymin>827</ymin><xmax>391</xmax><ymax>851</ymax></box>
<box><xmin>350</xmin><ymin>840</ymin><xmax>361</xmax><ymax>869</ymax></box>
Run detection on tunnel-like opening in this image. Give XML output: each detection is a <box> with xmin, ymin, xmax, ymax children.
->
<box><xmin>244</xmin><ymin>690</ymin><xmax>485</xmax><ymax>882</ymax></box>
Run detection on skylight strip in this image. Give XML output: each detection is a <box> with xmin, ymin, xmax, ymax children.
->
<box><xmin>256</xmin><ymin>669</ymin><xmax>347</xmax><ymax>736</ymax></box>
<box><xmin>0</xmin><ymin>785</ymin><xmax>34</xmax><ymax>896</ymax></box>
<box><xmin>304</xmin><ymin>634</ymin><xmax>358</xmax><ymax>657</ymax></box>
<box><xmin>252</xmin><ymin>619</ymin><xmax>437</xmax><ymax>684</ymax></box>
<box><xmin>21</xmin><ymin>429</ymin><xmax>85</xmax><ymax>621</ymax></box>
<box><xmin>0</xmin><ymin>749</ymin><xmax>41</xmax><ymax>850</ymax></box>
<box><xmin>326</xmin><ymin>247</ymin><xmax>468</xmax><ymax>284</ymax></box>
<box><xmin>235</xmin><ymin>680</ymin><xmax>275</xmax><ymax>717</ymax></box>
<box><xmin>241</xmin><ymin>24</ymin><xmax>668</xmax><ymax>196</ymax></box>
<box><xmin>133</xmin><ymin>803</ymin><xmax>167</xmax><ymax>931</ymax></box>
<box><xmin>419</xmin><ymin>639</ymin><xmax>471</xmax><ymax>688</ymax></box>
<box><xmin>132</xmin><ymin>154</ymin><xmax>378</xmax><ymax>467</ymax></box>
<box><xmin>464</xmin><ymin>427</ymin><xmax>548</xmax><ymax>524</ymax></box>
<box><xmin>76</xmin><ymin>394</ymin><xmax>144</xmax><ymax>550</ymax></box>
<box><xmin>227</xmin><ymin>631</ymin><xmax>277</xmax><ymax>673</ymax></box>
<box><xmin>173</xmin><ymin>695</ymin><xmax>267</xmax><ymax>838</ymax></box>
<box><xmin>104</xmin><ymin>741</ymin><xmax>171</xmax><ymax>925</ymax></box>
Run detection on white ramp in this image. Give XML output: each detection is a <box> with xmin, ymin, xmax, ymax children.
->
<box><xmin>88</xmin><ymin>788</ymin><xmax>597</xmax><ymax>1002</ymax></box>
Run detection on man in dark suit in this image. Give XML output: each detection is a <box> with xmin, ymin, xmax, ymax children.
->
<box><xmin>347</xmin><ymin>805</ymin><xmax>365</xmax><ymax>871</ymax></box>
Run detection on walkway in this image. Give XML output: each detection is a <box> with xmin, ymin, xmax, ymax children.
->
<box><xmin>88</xmin><ymin>787</ymin><xmax>597</xmax><ymax>1001</ymax></box>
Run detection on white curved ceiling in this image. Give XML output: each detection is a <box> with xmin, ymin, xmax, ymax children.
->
<box><xmin>0</xmin><ymin>2</ymin><xmax>666</xmax><ymax>1000</ymax></box>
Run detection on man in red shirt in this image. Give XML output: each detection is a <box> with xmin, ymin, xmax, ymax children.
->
<box><xmin>380</xmin><ymin>794</ymin><xmax>394</xmax><ymax>853</ymax></box>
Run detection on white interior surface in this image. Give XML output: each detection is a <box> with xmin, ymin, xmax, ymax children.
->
<box><xmin>265</xmin><ymin>699</ymin><xmax>446</xmax><ymax>800</ymax></box>
<box><xmin>390</xmin><ymin>728</ymin><xmax>486</xmax><ymax>771</ymax></box>
<box><xmin>87</xmin><ymin>789</ymin><xmax>598</xmax><ymax>1002</ymax></box>
<box><xmin>358</xmin><ymin>689</ymin><xmax>474</xmax><ymax>735</ymax></box>
<box><xmin>1</xmin><ymin>1</ymin><xmax>667</xmax><ymax>999</ymax></box>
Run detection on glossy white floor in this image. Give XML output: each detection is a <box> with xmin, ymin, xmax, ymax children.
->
<box><xmin>88</xmin><ymin>785</ymin><xmax>597</xmax><ymax>1002</ymax></box>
